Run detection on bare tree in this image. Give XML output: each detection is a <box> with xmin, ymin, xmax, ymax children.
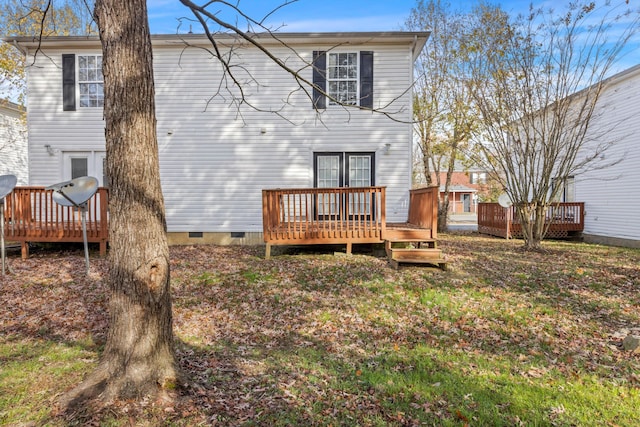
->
<box><xmin>406</xmin><ymin>0</ymin><xmax>477</xmax><ymax>231</ymax></box>
<box><xmin>465</xmin><ymin>1</ymin><xmax>639</xmax><ymax>249</ymax></box>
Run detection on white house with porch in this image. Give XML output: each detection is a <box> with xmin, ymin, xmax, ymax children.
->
<box><xmin>2</xmin><ymin>32</ymin><xmax>449</xmax><ymax>267</ymax></box>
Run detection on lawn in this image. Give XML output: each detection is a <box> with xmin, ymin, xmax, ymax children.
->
<box><xmin>1</xmin><ymin>234</ymin><xmax>639</xmax><ymax>426</ymax></box>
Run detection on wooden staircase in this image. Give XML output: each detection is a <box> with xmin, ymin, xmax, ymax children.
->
<box><xmin>384</xmin><ymin>224</ymin><xmax>448</xmax><ymax>270</ymax></box>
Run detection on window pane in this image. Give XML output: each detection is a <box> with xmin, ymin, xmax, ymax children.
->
<box><xmin>78</xmin><ymin>55</ymin><xmax>104</xmax><ymax>108</ymax></box>
<box><xmin>317</xmin><ymin>155</ymin><xmax>340</xmax><ymax>188</ymax></box>
<box><xmin>71</xmin><ymin>158</ymin><xmax>88</xmax><ymax>179</ymax></box>
<box><xmin>327</xmin><ymin>52</ymin><xmax>359</xmax><ymax>106</ymax></box>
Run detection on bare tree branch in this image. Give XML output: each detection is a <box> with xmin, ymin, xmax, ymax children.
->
<box><xmin>177</xmin><ymin>0</ymin><xmax>416</xmax><ymax>125</ymax></box>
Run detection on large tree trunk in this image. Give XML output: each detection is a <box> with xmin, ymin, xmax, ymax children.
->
<box><xmin>59</xmin><ymin>0</ymin><xmax>177</xmax><ymax>408</ymax></box>
<box><xmin>518</xmin><ymin>203</ymin><xmax>547</xmax><ymax>251</ymax></box>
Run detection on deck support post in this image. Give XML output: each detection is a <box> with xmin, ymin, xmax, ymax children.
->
<box><xmin>346</xmin><ymin>242</ymin><xmax>352</xmax><ymax>255</ymax></box>
<box><xmin>21</xmin><ymin>242</ymin><xmax>29</xmax><ymax>260</ymax></box>
<box><xmin>265</xmin><ymin>243</ymin><xmax>271</xmax><ymax>259</ymax></box>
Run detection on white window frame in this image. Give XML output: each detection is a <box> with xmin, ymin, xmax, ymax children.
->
<box><xmin>314</xmin><ymin>152</ymin><xmax>375</xmax><ymax>219</ymax></box>
<box><xmin>327</xmin><ymin>52</ymin><xmax>360</xmax><ymax>106</ymax></box>
<box><xmin>78</xmin><ymin>55</ymin><xmax>104</xmax><ymax>108</ymax></box>
<box><xmin>470</xmin><ymin>172</ymin><xmax>487</xmax><ymax>185</ymax></box>
<box><xmin>552</xmin><ymin>176</ymin><xmax>575</xmax><ymax>202</ymax></box>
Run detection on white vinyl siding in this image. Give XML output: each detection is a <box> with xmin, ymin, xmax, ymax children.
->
<box><xmin>24</xmin><ymin>36</ymin><xmax>417</xmax><ymax>232</ymax></box>
<box><xmin>0</xmin><ymin>103</ymin><xmax>27</xmax><ymax>185</ymax></box>
<box><xmin>572</xmin><ymin>65</ymin><xmax>640</xmax><ymax>243</ymax></box>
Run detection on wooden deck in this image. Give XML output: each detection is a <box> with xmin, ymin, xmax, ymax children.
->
<box><xmin>478</xmin><ymin>202</ymin><xmax>585</xmax><ymax>239</ymax></box>
<box><xmin>262</xmin><ymin>186</ymin><xmax>386</xmax><ymax>257</ymax></box>
<box><xmin>262</xmin><ymin>186</ymin><xmax>447</xmax><ymax>268</ymax></box>
<box><xmin>2</xmin><ymin>186</ymin><xmax>109</xmax><ymax>259</ymax></box>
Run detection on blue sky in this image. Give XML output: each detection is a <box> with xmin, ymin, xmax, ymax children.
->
<box><xmin>147</xmin><ymin>0</ymin><xmax>420</xmax><ymax>34</ymax></box>
<box><xmin>147</xmin><ymin>0</ymin><xmax>534</xmax><ymax>34</ymax></box>
<box><xmin>146</xmin><ymin>1</ymin><xmax>637</xmax><ymax>35</ymax></box>
<box><xmin>147</xmin><ymin>0</ymin><xmax>638</xmax><ymax>73</ymax></box>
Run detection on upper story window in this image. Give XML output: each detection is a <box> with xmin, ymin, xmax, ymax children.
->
<box><xmin>470</xmin><ymin>172</ymin><xmax>487</xmax><ymax>184</ymax></box>
<box><xmin>78</xmin><ymin>55</ymin><xmax>104</xmax><ymax>108</ymax></box>
<box><xmin>62</xmin><ymin>53</ymin><xmax>103</xmax><ymax>111</ymax></box>
<box><xmin>312</xmin><ymin>50</ymin><xmax>373</xmax><ymax>110</ymax></box>
<box><xmin>327</xmin><ymin>53</ymin><xmax>358</xmax><ymax>105</ymax></box>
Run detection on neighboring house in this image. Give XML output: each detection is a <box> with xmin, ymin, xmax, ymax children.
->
<box><xmin>430</xmin><ymin>164</ymin><xmax>491</xmax><ymax>214</ymax></box>
<box><xmin>0</xmin><ymin>99</ymin><xmax>27</xmax><ymax>185</ymax></box>
<box><xmin>5</xmin><ymin>32</ymin><xmax>428</xmax><ymax>245</ymax></box>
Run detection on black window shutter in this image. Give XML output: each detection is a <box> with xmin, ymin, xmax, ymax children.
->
<box><xmin>360</xmin><ymin>51</ymin><xmax>374</xmax><ymax>109</ymax></box>
<box><xmin>62</xmin><ymin>54</ymin><xmax>76</xmax><ymax>111</ymax></box>
<box><xmin>312</xmin><ymin>51</ymin><xmax>326</xmax><ymax>109</ymax></box>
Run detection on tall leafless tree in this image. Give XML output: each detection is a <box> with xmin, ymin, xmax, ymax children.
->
<box><xmin>406</xmin><ymin>0</ymin><xmax>477</xmax><ymax>231</ymax></box>
<box><xmin>465</xmin><ymin>1</ymin><xmax>639</xmax><ymax>249</ymax></box>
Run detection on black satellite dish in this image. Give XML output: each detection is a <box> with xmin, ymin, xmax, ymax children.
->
<box><xmin>0</xmin><ymin>174</ymin><xmax>18</xmax><ymax>276</ymax></box>
<box><xmin>47</xmin><ymin>176</ymin><xmax>99</xmax><ymax>275</ymax></box>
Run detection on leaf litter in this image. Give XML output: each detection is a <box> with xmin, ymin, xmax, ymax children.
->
<box><xmin>0</xmin><ymin>235</ymin><xmax>638</xmax><ymax>425</ymax></box>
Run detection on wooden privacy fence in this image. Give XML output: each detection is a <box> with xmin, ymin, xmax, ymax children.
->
<box><xmin>262</xmin><ymin>186</ymin><xmax>386</xmax><ymax>257</ymax></box>
<box><xmin>406</xmin><ymin>186</ymin><xmax>439</xmax><ymax>239</ymax></box>
<box><xmin>2</xmin><ymin>186</ymin><xmax>109</xmax><ymax>259</ymax></box>
<box><xmin>478</xmin><ymin>202</ymin><xmax>585</xmax><ymax>239</ymax></box>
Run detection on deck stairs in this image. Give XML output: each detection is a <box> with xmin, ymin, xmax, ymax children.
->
<box><xmin>384</xmin><ymin>224</ymin><xmax>447</xmax><ymax>270</ymax></box>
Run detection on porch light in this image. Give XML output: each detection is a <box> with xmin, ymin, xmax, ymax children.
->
<box><xmin>45</xmin><ymin>144</ymin><xmax>55</xmax><ymax>155</ymax></box>
<box><xmin>384</xmin><ymin>143</ymin><xmax>391</xmax><ymax>154</ymax></box>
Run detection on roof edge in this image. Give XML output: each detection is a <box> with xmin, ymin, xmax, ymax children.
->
<box><xmin>3</xmin><ymin>31</ymin><xmax>430</xmax><ymax>47</ymax></box>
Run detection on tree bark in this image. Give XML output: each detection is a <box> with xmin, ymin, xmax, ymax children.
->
<box><xmin>59</xmin><ymin>0</ymin><xmax>177</xmax><ymax>408</ymax></box>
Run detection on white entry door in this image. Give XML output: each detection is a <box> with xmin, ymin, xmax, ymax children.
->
<box><xmin>62</xmin><ymin>151</ymin><xmax>108</xmax><ymax>186</ymax></box>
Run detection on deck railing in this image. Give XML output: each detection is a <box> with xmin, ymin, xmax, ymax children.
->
<box><xmin>478</xmin><ymin>202</ymin><xmax>584</xmax><ymax>239</ymax></box>
<box><xmin>2</xmin><ymin>186</ymin><xmax>109</xmax><ymax>258</ymax></box>
<box><xmin>262</xmin><ymin>186</ymin><xmax>386</xmax><ymax>256</ymax></box>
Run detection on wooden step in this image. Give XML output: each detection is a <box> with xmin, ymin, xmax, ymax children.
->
<box><xmin>387</xmin><ymin>247</ymin><xmax>448</xmax><ymax>270</ymax></box>
<box><xmin>390</xmin><ymin>247</ymin><xmax>442</xmax><ymax>260</ymax></box>
<box><xmin>385</xmin><ymin>239</ymin><xmax>437</xmax><ymax>249</ymax></box>
<box><xmin>384</xmin><ymin>225</ymin><xmax>433</xmax><ymax>241</ymax></box>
